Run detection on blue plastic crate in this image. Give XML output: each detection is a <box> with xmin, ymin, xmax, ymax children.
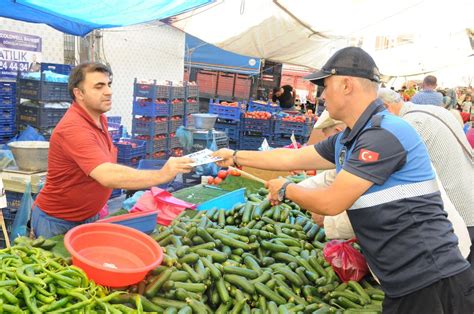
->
<box><xmin>133</xmin><ymin>100</ymin><xmax>171</xmax><ymax>117</ymax></box>
<box><xmin>186</xmin><ymin>84</ymin><xmax>199</xmax><ymax>98</ymax></box>
<box><xmin>0</xmin><ymin>82</ymin><xmax>16</xmax><ymax>95</ymax></box>
<box><xmin>17</xmin><ymin>102</ymin><xmax>67</xmax><ymax>128</ymax></box>
<box><xmin>115</xmin><ymin>139</ymin><xmax>146</xmax><ymax>159</ymax></box>
<box><xmin>168</xmin><ymin>136</ymin><xmax>182</xmax><ymax>149</ymax></box>
<box><xmin>214</xmin><ymin>120</ymin><xmax>240</xmax><ymax>141</ymax></box>
<box><xmin>133</xmin><ymin>79</ymin><xmax>171</xmax><ymax>99</ymax></box>
<box><xmin>41</xmin><ymin>62</ymin><xmax>72</xmax><ymax>76</ymax></box>
<box><xmin>99</xmin><ymin>211</ymin><xmax>158</xmax><ymax>234</ymax></box>
<box><xmin>117</xmin><ymin>157</ymin><xmax>143</xmax><ymax>168</ymax></box>
<box><xmin>132</xmin><ymin>118</ymin><xmax>168</xmax><ymax>135</ymax></box>
<box><xmin>0</xmin><ymin>124</ymin><xmax>15</xmax><ymax>134</ymax></box>
<box><xmin>0</xmin><ymin>109</ymin><xmax>15</xmax><ymax>121</ymax></box>
<box><xmin>0</xmin><ymin>95</ymin><xmax>15</xmax><ymax>106</ymax></box>
<box><xmin>1</xmin><ymin>208</ymin><xmax>16</xmax><ymax>233</ymax></box>
<box><xmin>239</xmin><ymin>134</ymin><xmax>267</xmax><ymax>150</ymax></box>
<box><xmin>184</xmin><ymin>101</ymin><xmax>199</xmax><ymax>115</ymax></box>
<box><xmin>241</xmin><ymin>117</ymin><xmax>273</xmax><ymax>134</ymax></box>
<box><xmin>6</xmin><ymin>191</ymin><xmax>22</xmax><ymax>212</ymax></box>
<box><xmin>248</xmin><ymin>101</ymin><xmax>281</xmax><ymax>113</ymax></box>
<box><xmin>274</xmin><ymin>117</ymin><xmax>313</xmax><ymax>137</ymax></box>
<box><xmin>271</xmin><ymin>135</ymin><xmax>308</xmax><ymax>148</ymax></box>
<box><xmin>144</xmin><ymin>138</ymin><xmax>168</xmax><ymax>152</ymax></box>
<box><xmin>168</xmin><ymin>118</ymin><xmax>183</xmax><ymax>133</ymax></box>
<box><xmin>209</xmin><ymin>103</ymin><xmax>242</xmax><ymax>121</ymax></box>
<box><xmin>197</xmin><ymin>188</ymin><xmax>246</xmax><ymax>211</ymax></box>
<box><xmin>172</xmin><ymin>86</ymin><xmax>185</xmax><ymax>99</ymax></box>
<box><xmin>107</xmin><ymin>116</ymin><xmax>122</xmax><ymax>124</ymax></box>
<box><xmin>17</xmin><ymin>78</ymin><xmax>70</xmax><ymax>102</ymax></box>
<box><xmin>170</xmin><ymin>102</ymin><xmax>185</xmax><ymax>116</ymax></box>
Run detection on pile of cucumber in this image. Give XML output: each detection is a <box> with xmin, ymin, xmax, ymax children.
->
<box><xmin>140</xmin><ymin>188</ymin><xmax>385</xmax><ymax>314</ymax></box>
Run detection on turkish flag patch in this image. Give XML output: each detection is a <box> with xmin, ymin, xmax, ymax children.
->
<box><xmin>358</xmin><ymin>149</ymin><xmax>380</xmax><ymax>162</ymax></box>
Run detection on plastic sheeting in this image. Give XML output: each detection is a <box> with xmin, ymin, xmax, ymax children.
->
<box><xmin>169</xmin><ymin>0</ymin><xmax>474</xmax><ymax>77</ymax></box>
<box><xmin>185</xmin><ymin>34</ymin><xmax>261</xmax><ymax>74</ymax></box>
<box><xmin>0</xmin><ymin>0</ymin><xmax>212</xmax><ymax>36</ymax></box>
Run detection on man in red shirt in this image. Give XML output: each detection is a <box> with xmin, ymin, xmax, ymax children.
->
<box><xmin>33</xmin><ymin>62</ymin><xmax>193</xmax><ymax>238</ymax></box>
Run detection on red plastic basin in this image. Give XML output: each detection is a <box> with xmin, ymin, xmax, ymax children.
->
<box><xmin>64</xmin><ymin>223</ymin><xmax>163</xmax><ymax>287</ymax></box>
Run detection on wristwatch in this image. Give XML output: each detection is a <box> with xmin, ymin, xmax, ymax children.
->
<box><xmin>277</xmin><ymin>181</ymin><xmax>293</xmax><ymax>202</ymax></box>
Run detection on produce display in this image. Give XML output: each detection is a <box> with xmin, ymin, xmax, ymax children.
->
<box><xmin>243</xmin><ymin>111</ymin><xmax>272</xmax><ymax>120</ymax></box>
<box><xmin>129</xmin><ymin>187</ymin><xmax>385</xmax><ymax>313</ymax></box>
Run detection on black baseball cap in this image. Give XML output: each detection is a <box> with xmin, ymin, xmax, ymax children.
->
<box><xmin>304</xmin><ymin>47</ymin><xmax>381</xmax><ymax>86</ymax></box>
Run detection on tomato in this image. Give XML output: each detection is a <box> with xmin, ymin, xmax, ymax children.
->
<box><xmin>229</xmin><ymin>169</ymin><xmax>241</xmax><ymax>176</ymax></box>
<box><xmin>213</xmin><ymin>177</ymin><xmax>223</xmax><ymax>185</ymax></box>
<box><xmin>306</xmin><ymin>170</ymin><xmax>316</xmax><ymax>176</ymax></box>
<box><xmin>217</xmin><ymin>170</ymin><xmax>228</xmax><ymax>179</ymax></box>
<box><xmin>207</xmin><ymin>177</ymin><xmax>214</xmax><ymax>185</ymax></box>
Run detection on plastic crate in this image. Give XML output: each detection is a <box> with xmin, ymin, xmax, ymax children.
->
<box><xmin>133</xmin><ymin>79</ymin><xmax>171</xmax><ymax>99</ymax></box>
<box><xmin>184</xmin><ymin>101</ymin><xmax>199</xmax><ymax>115</ymax></box>
<box><xmin>145</xmin><ymin>138</ymin><xmax>168</xmax><ymax>152</ymax></box>
<box><xmin>248</xmin><ymin>101</ymin><xmax>281</xmax><ymax>113</ymax></box>
<box><xmin>17</xmin><ymin>102</ymin><xmax>68</xmax><ymax>128</ymax></box>
<box><xmin>0</xmin><ymin>82</ymin><xmax>16</xmax><ymax>95</ymax></box>
<box><xmin>214</xmin><ymin>120</ymin><xmax>240</xmax><ymax>141</ymax></box>
<box><xmin>115</xmin><ymin>139</ymin><xmax>146</xmax><ymax>159</ymax></box>
<box><xmin>169</xmin><ymin>136</ymin><xmax>182</xmax><ymax>149</ymax></box>
<box><xmin>271</xmin><ymin>135</ymin><xmax>308</xmax><ymax>148</ymax></box>
<box><xmin>172</xmin><ymin>86</ymin><xmax>185</xmax><ymax>99</ymax></box>
<box><xmin>186</xmin><ymin>84</ymin><xmax>199</xmax><ymax>98</ymax></box>
<box><xmin>108</xmin><ymin>127</ymin><xmax>121</xmax><ymax>141</ymax></box>
<box><xmin>274</xmin><ymin>117</ymin><xmax>313</xmax><ymax>137</ymax></box>
<box><xmin>133</xmin><ymin>100</ymin><xmax>172</xmax><ymax>117</ymax></box>
<box><xmin>239</xmin><ymin>134</ymin><xmax>267</xmax><ymax>150</ymax></box>
<box><xmin>148</xmin><ymin>150</ymin><xmax>169</xmax><ymax>160</ymax></box>
<box><xmin>0</xmin><ymin>95</ymin><xmax>15</xmax><ymax>106</ymax></box>
<box><xmin>0</xmin><ymin>109</ymin><xmax>15</xmax><ymax>121</ymax></box>
<box><xmin>107</xmin><ymin>116</ymin><xmax>122</xmax><ymax>124</ymax></box>
<box><xmin>209</xmin><ymin>103</ymin><xmax>242</xmax><ymax>121</ymax></box>
<box><xmin>0</xmin><ymin>123</ymin><xmax>15</xmax><ymax>135</ymax></box>
<box><xmin>169</xmin><ymin>147</ymin><xmax>183</xmax><ymax>157</ymax></box>
<box><xmin>1</xmin><ymin>208</ymin><xmax>16</xmax><ymax>233</ymax></box>
<box><xmin>6</xmin><ymin>191</ymin><xmax>22</xmax><ymax>212</ymax></box>
<box><xmin>117</xmin><ymin>157</ymin><xmax>143</xmax><ymax>168</ymax></box>
<box><xmin>241</xmin><ymin>117</ymin><xmax>273</xmax><ymax>134</ymax></box>
<box><xmin>197</xmin><ymin>188</ymin><xmax>246</xmax><ymax>211</ymax></box>
<box><xmin>170</xmin><ymin>102</ymin><xmax>185</xmax><ymax>116</ymax></box>
<box><xmin>132</xmin><ymin>118</ymin><xmax>168</xmax><ymax>135</ymax></box>
<box><xmin>17</xmin><ymin>78</ymin><xmax>70</xmax><ymax>102</ymax></box>
<box><xmin>168</xmin><ymin>118</ymin><xmax>183</xmax><ymax>133</ymax></box>
<box><xmin>110</xmin><ymin>189</ymin><xmax>122</xmax><ymax>199</ymax></box>
<box><xmin>0</xmin><ymin>134</ymin><xmax>14</xmax><ymax>144</ymax></box>
<box><xmin>228</xmin><ymin>140</ymin><xmax>239</xmax><ymax>150</ymax></box>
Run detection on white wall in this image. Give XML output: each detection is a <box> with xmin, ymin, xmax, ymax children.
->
<box><xmin>0</xmin><ymin>17</ymin><xmax>64</xmax><ymax>64</ymax></box>
<box><xmin>101</xmin><ymin>22</ymin><xmax>185</xmax><ymax>132</ymax></box>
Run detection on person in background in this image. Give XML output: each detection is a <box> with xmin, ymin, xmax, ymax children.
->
<box><xmin>410</xmin><ymin>75</ymin><xmax>443</xmax><ymax>105</ymax></box>
<box><xmin>462</xmin><ymin>94</ymin><xmax>473</xmax><ymax>115</ymax></box>
<box><xmin>32</xmin><ymin>62</ymin><xmax>193</xmax><ymax>238</ymax></box>
<box><xmin>272</xmin><ymin>85</ymin><xmax>295</xmax><ymax>109</ymax></box>
<box><xmin>28</xmin><ymin>54</ymin><xmax>40</xmax><ymax>72</ymax></box>
<box><xmin>378</xmin><ymin>87</ymin><xmax>474</xmax><ymax>263</ymax></box>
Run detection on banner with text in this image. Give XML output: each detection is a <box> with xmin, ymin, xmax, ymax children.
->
<box><xmin>0</xmin><ymin>30</ymin><xmax>42</xmax><ymax>80</ymax></box>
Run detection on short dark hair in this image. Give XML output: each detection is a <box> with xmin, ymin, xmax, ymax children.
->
<box><xmin>273</xmin><ymin>87</ymin><xmax>280</xmax><ymax>94</ymax></box>
<box><xmin>68</xmin><ymin>62</ymin><xmax>112</xmax><ymax>100</ymax></box>
<box><xmin>423</xmin><ymin>75</ymin><xmax>437</xmax><ymax>87</ymax></box>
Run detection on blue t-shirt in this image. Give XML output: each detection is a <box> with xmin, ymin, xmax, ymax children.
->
<box><xmin>315</xmin><ymin>99</ymin><xmax>469</xmax><ymax>297</ymax></box>
<box><xmin>410</xmin><ymin>90</ymin><xmax>443</xmax><ymax>106</ymax></box>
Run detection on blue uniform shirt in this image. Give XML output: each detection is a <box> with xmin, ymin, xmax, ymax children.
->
<box><xmin>315</xmin><ymin>99</ymin><xmax>469</xmax><ymax>297</ymax></box>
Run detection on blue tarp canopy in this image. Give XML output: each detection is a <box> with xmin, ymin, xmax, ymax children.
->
<box><xmin>185</xmin><ymin>34</ymin><xmax>261</xmax><ymax>75</ymax></box>
<box><xmin>0</xmin><ymin>0</ymin><xmax>212</xmax><ymax>36</ymax></box>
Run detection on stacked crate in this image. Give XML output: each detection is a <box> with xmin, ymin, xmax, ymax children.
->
<box><xmin>184</xmin><ymin>82</ymin><xmax>199</xmax><ymax>127</ymax></box>
<box><xmin>271</xmin><ymin>115</ymin><xmax>313</xmax><ymax>148</ymax></box>
<box><xmin>107</xmin><ymin>116</ymin><xmax>123</xmax><ymax>142</ymax></box>
<box><xmin>132</xmin><ymin>79</ymin><xmax>185</xmax><ymax>159</ymax></box>
<box><xmin>209</xmin><ymin>99</ymin><xmax>244</xmax><ymax>149</ymax></box>
<box><xmin>239</xmin><ymin>111</ymin><xmax>273</xmax><ymax>150</ymax></box>
<box><xmin>16</xmin><ymin>63</ymin><xmax>72</xmax><ymax>140</ymax></box>
<box><xmin>0</xmin><ymin>82</ymin><xmax>17</xmax><ymax>143</ymax></box>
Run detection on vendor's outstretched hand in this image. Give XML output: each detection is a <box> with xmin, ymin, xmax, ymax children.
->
<box><xmin>212</xmin><ymin>148</ymin><xmax>235</xmax><ymax>167</ymax></box>
<box><xmin>162</xmin><ymin>157</ymin><xmax>193</xmax><ymax>181</ymax></box>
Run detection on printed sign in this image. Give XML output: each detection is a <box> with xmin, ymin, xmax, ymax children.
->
<box><xmin>185</xmin><ymin>149</ymin><xmax>223</xmax><ymax>167</ymax></box>
<box><xmin>0</xmin><ymin>30</ymin><xmax>42</xmax><ymax>79</ymax></box>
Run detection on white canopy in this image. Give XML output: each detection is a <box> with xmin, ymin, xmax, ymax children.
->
<box><xmin>169</xmin><ymin>0</ymin><xmax>474</xmax><ymax>77</ymax></box>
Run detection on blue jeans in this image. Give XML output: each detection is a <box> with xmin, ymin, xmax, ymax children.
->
<box><xmin>31</xmin><ymin>205</ymin><xmax>99</xmax><ymax>238</ymax></box>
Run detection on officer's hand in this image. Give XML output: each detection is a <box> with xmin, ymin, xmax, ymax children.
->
<box><xmin>212</xmin><ymin>148</ymin><xmax>235</xmax><ymax>167</ymax></box>
<box><xmin>265</xmin><ymin>178</ymin><xmax>288</xmax><ymax>206</ymax></box>
<box><xmin>162</xmin><ymin>157</ymin><xmax>193</xmax><ymax>181</ymax></box>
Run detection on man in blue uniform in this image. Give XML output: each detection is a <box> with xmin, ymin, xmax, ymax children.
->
<box><xmin>214</xmin><ymin>47</ymin><xmax>474</xmax><ymax>313</ymax></box>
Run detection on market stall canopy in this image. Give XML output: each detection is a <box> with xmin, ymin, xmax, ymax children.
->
<box><xmin>185</xmin><ymin>34</ymin><xmax>261</xmax><ymax>74</ymax></box>
<box><xmin>0</xmin><ymin>0</ymin><xmax>213</xmax><ymax>36</ymax></box>
<box><xmin>168</xmin><ymin>0</ymin><xmax>474</xmax><ymax>77</ymax></box>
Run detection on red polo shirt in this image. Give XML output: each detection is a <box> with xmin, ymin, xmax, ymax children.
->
<box><xmin>35</xmin><ymin>102</ymin><xmax>117</xmax><ymax>222</ymax></box>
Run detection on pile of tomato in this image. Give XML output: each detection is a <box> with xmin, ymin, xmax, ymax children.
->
<box><xmin>207</xmin><ymin>168</ymin><xmax>241</xmax><ymax>185</ymax></box>
<box><xmin>244</xmin><ymin>111</ymin><xmax>272</xmax><ymax>120</ymax></box>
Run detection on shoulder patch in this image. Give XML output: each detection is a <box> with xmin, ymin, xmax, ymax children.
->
<box><xmin>358</xmin><ymin>149</ymin><xmax>379</xmax><ymax>162</ymax></box>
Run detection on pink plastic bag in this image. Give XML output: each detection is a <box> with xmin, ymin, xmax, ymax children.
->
<box><xmin>98</xmin><ymin>204</ymin><xmax>109</xmax><ymax>219</ymax></box>
<box><xmin>323</xmin><ymin>238</ymin><xmax>369</xmax><ymax>282</ymax></box>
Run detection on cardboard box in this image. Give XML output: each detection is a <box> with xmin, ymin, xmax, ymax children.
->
<box><xmin>0</xmin><ymin>171</ymin><xmax>46</xmax><ymax>193</ymax></box>
<box><xmin>241</xmin><ymin>166</ymin><xmax>290</xmax><ymax>181</ymax></box>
